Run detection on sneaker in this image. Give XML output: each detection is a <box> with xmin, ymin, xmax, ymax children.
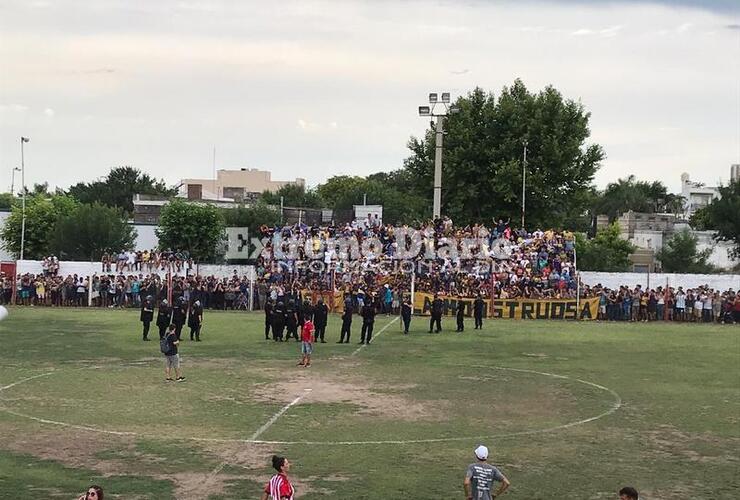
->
<box><xmin>165</xmin><ymin>378</ymin><xmax>173</xmax><ymax>382</ymax></box>
<box><xmin>304</xmin><ymin>364</ymin><xmax>311</xmax><ymax>368</ymax></box>
<box><xmin>176</xmin><ymin>377</ymin><xmax>186</xmax><ymax>382</ymax></box>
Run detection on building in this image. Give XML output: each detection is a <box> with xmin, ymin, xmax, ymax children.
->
<box><xmin>181</xmin><ymin>168</ymin><xmax>305</xmax><ymax>202</ymax></box>
<box><xmin>680</xmin><ymin>172</ymin><xmax>719</xmax><ymax>218</ymax></box>
<box><xmin>732</xmin><ymin>164</ymin><xmax>739</xmax><ymax>183</ymax></box>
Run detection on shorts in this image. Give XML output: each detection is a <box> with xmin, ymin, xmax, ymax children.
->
<box><xmin>301</xmin><ymin>341</ymin><xmax>313</xmax><ymax>355</ymax></box>
<box><xmin>165</xmin><ymin>354</ymin><xmax>180</xmax><ymax>369</ymax></box>
<box><xmin>599</xmin><ymin>305</ymin><xmax>606</xmax><ymax>314</ymax></box>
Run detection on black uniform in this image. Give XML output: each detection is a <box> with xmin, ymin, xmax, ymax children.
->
<box><xmin>360</xmin><ymin>302</ymin><xmax>376</xmax><ymax>344</ymax></box>
<box><xmin>188</xmin><ymin>301</ymin><xmax>203</xmax><ymax>341</ymax></box>
<box><xmin>313</xmin><ymin>300</ymin><xmax>328</xmax><ymax>342</ymax></box>
<box><xmin>474</xmin><ymin>296</ymin><xmax>485</xmax><ymax>329</ymax></box>
<box><xmin>339</xmin><ymin>300</ymin><xmax>353</xmax><ymax>343</ymax></box>
<box><xmin>401</xmin><ymin>299</ymin><xmax>412</xmax><ymax>334</ymax></box>
<box><xmin>456</xmin><ymin>301</ymin><xmax>465</xmax><ymax>332</ymax></box>
<box><xmin>172</xmin><ymin>300</ymin><xmax>187</xmax><ymax>340</ymax></box>
<box><xmin>300</xmin><ymin>300</ymin><xmax>314</xmax><ymax>326</ymax></box>
<box><xmin>285</xmin><ymin>301</ymin><xmax>298</xmax><ymax>341</ymax></box>
<box><xmin>156</xmin><ymin>301</ymin><xmax>172</xmax><ymax>339</ymax></box>
<box><xmin>264</xmin><ymin>300</ymin><xmax>273</xmax><ymax>340</ymax></box>
<box><xmin>429</xmin><ymin>297</ymin><xmax>443</xmax><ymax>333</ymax></box>
<box><xmin>272</xmin><ymin>301</ymin><xmax>285</xmax><ymax>341</ymax></box>
<box><xmin>140</xmin><ymin>297</ymin><xmax>154</xmax><ymax>341</ymax></box>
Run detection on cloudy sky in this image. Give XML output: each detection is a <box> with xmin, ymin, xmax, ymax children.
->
<box><xmin>1</xmin><ymin>0</ymin><xmax>738</xmax><ymax>194</ymax></box>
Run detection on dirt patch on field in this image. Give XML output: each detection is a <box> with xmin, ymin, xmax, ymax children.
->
<box><xmin>644</xmin><ymin>424</ymin><xmax>740</xmax><ymax>464</ymax></box>
<box><xmin>251</xmin><ymin>368</ymin><xmax>443</xmax><ymax>421</ymax></box>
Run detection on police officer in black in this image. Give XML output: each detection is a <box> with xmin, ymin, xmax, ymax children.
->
<box><xmin>188</xmin><ymin>299</ymin><xmax>203</xmax><ymax>341</ymax></box>
<box><xmin>285</xmin><ymin>299</ymin><xmax>299</xmax><ymax>341</ymax></box>
<box><xmin>264</xmin><ymin>298</ymin><xmax>273</xmax><ymax>340</ymax></box>
<box><xmin>474</xmin><ymin>293</ymin><xmax>485</xmax><ymax>330</ymax></box>
<box><xmin>338</xmin><ymin>297</ymin><xmax>353</xmax><ymax>343</ymax></box>
<box><xmin>313</xmin><ymin>298</ymin><xmax>328</xmax><ymax>343</ymax></box>
<box><xmin>156</xmin><ymin>299</ymin><xmax>172</xmax><ymax>339</ymax></box>
<box><xmin>401</xmin><ymin>296</ymin><xmax>412</xmax><ymax>334</ymax></box>
<box><xmin>456</xmin><ymin>298</ymin><xmax>465</xmax><ymax>332</ymax></box>
<box><xmin>300</xmin><ymin>298</ymin><xmax>314</xmax><ymax>327</ymax></box>
<box><xmin>140</xmin><ymin>295</ymin><xmax>154</xmax><ymax>341</ymax></box>
<box><xmin>429</xmin><ymin>293</ymin><xmax>443</xmax><ymax>333</ymax></box>
<box><xmin>360</xmin><ymin>294</ymin><xmax>376</xmax><ymax>344</ymax></box>
<box><xmin>272</xmin><ymin>301</ymin><xmax>285</xmax><ymax>341</ymax></box>
<box><xmin>172</xmin><ymin>296</ymin><xmax>187</xmax><ymax>340</ymax></box>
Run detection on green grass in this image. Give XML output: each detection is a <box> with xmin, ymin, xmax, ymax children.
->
<box><xmin>0</xmin><ymin>307</ymin><xmax>738</xmax><ymax>499</ymax></box>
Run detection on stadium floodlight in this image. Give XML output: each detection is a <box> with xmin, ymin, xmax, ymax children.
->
<box><xmin>418</xmin><ymin>106</ymin><xmax>431</xmax><ymax>116</ymax></box>
<box><xmin>417</xmin><ymin>92</ymin><xmax>455</xmax><ymax>219</ymax></box>
<box><xmin>441</xmin><ymin>92</ymin><xmax>450</xmax><ymax>103</ymax></box>
<box><xmin>428</xmin><ymin>93</ymin><xmax>438</xmax><ymax>103</ymax></box>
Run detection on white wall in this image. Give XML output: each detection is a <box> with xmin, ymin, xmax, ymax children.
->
<box><xmin>132</xmin><ymin>224</ymin><xmax>159</xmax><ymax>250</ymax></box>
<box><xmin>0</xmin><ymin>211</ymin><xmax>13</xmax><ymax>261</ymax></box>
<box><xmin>581</xmin><ymin>271</ymin><xmax>739</xmax><ymax>291</ymax></box>
<box><xmin>16</xmin><ymin>259</ymin><xmax>253</xmax><ymax>279</ymax></box>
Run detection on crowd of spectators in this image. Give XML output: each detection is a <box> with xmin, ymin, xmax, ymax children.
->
<box><xmin>1</xmin><ymin>219</ymin><xmax>738</xmax><ymax>323</ymax></box>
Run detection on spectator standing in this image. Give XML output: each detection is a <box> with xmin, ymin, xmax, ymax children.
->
<box><xmin>298</xmin><ymin>319</ymin><xmax>314</xmax><ymax>368</ymax></box>
<box><xmin>618</xmin><ymin>486</ymin><xmax>639</xmax><ymax>500</ymax></box>
<box><xmin>77</xmin><ymin>485</ymin><xmax>104</xmax><ymax>500</ymax></box>
<box><xmin>162</xmin><ymin>324</ymin><xmax>185</xmax><ymax>382</ymax></box>
<box><xmin>463</xmin><ymin>445</ymin><xmax>510</xmax><ymax>500</ymax></box>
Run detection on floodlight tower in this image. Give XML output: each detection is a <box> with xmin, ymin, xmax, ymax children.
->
<box><xmin>418</xmin><ymin>92</ymin><xmax>459</xmax><ymax>220</ymax></box>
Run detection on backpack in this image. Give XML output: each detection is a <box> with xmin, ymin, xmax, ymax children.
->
<box><xmin>160</xmin><ymin>334</ymin><xmax>171</xmax><ymax>354</ymax></box>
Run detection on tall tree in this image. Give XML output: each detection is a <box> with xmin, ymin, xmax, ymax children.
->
<box><xmin>50</xmin><ymin>203</ymin><xmax>137</xmax><ymax>261</ymax></box>
<box><xmin>0</xmin><ymin>194</ymin><xmax>79</xmax><ymax>259</ymax></box>
<box><xmin>575</xmin><ymin>223</ymin><xmax>635</xmax><ymax>272</ymax></box>
<box><xmin>222</xmin><ymin>203</ymin><xmax>281</xmax><ymax>235</ymax></box>
<box><xmin>656</xmin><ymin>229</ymin><xmax>715</xmax><ymax>273</ymax></box>
<box><xmin>700</xmin><ymin>181</ymin><xmax>740</xmax><ymax>258</ymax></box>
<box><xmin>156</xmin><ymin>200</ymin><xmax>225</xmax><ymax>262</ymax></box>
<box><xmin>403</xmin><ymin>81</ymin><xmax>604</xmax><ymax>227</ymax></box>
<box><xmin>0</xmin><ymin>193</ymin><xmax>14</xmax><ymax>210</ymax></box>
<box><xmin>67</xmin><ymin>166</ymin><xmax>176</xmax><ymax>214</ymax></box>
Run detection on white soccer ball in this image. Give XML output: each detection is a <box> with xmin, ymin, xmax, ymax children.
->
<box><xmin>0</xmin><ymin>305</ymin><xmax>8</xmax><ymax>322</ymax></box>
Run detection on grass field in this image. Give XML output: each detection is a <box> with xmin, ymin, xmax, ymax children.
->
<box><xmin>0</xmin><ymin>307</ymin><xmax>738</xmax><ymax>499</ymax></box>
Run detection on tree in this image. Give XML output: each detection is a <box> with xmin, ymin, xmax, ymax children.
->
<box><xmin>156</xmin><ymin>200</ymin><xmax>225</xmax><ymax>262</ymax></box>
<box><xmin>67</xmin><ymin>166</ymin><xmax>176</xmax><ymax>214</ymax></box>
<box><xmin>575</xmin><ymin>223</ymin><xmax>635</xmax><ymax>272</ymax></box>
<box><xmin>260</xmin><ymin>184</ymin><xmax>323</xmax><ymax>209</ymax></box>
<box><xmin>656</xmin><ymin>229</ymin><xmax>715</xmax><ymax>273</ymax></box>
<box><xmin>316</xmin><ymin>175</ymin><xmax>426</xmax><ymax>224</ymax></box>
<box><xmin>0</xmin><ymin>194</ymin><xmax>79</xmax><ymax>259</ymax></box>
<box><xmin>222</xmin><ymin>203</ymin><xmax>281</xmax><ymax>235</ymax></box>
<box><xmin>700</xmin><ymin>181</ymin><xmax>740</xmax><ymax>258</ymax></box>
<box><xmin>592</xmin><ymin>175</ymin><xmax>684</xmax><ymax>221</ymax></box>
<box><xmin>50</xmin><ymin>203</ymin><xmax>137</xmax><ymax>261</ymax></box>
<box><xmin>0</xmin><ymin>193</ymin><xmax>14</xmax><ymax>210</ymax></box>
<box><xmin>403</xmin><ymin>81</ymin><xmax>604</xmax><ymax>227</ymax></box>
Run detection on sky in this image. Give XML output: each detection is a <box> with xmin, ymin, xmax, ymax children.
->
<box><xmin>1</xmin><ymin>0</ymin><xmax>738</xmax><ymax>195</ymax></box>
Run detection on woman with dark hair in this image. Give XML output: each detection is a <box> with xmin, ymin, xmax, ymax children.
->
<box><xmin>77</xmin><ymin>485</ymin><xmax>103</xmax><ymax>500</ymax></box>
<box><xmin>260</xmin><ymin>455</ymin><xmax>295</xmax><ymax>500</ymax></box>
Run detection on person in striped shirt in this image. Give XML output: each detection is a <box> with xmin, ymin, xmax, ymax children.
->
<box><xmin>261</xmin><ymin>455</ymin><xmax>295</xmax><ymax>500</ymax></box>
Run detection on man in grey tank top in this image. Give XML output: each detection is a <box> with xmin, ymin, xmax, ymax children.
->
<box><xmin>464</xmin><ymin>445</ymin><xmax>510</xmax><ymax>500</ymax></box>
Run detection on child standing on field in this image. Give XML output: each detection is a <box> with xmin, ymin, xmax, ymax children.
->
<box><xmin>298</xmin><ymin>319</ymin><xmax>314</xmax><ymax>368</ymax></box>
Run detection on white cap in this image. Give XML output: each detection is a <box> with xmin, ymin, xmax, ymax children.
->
<box><xmin>474</xmin><ymin>445</ymin><xmax>488</xmax><ymax>460</ymax></box>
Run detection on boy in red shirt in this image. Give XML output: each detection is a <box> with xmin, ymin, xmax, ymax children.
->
<box><xmin>298</xmin><ymin>319</ymin><xmax>314</xmax><ymax>368</ymax></box>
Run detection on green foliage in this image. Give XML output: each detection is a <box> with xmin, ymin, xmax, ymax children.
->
<box><xmin>222</xmin><ymin>203</ymin><xmax>281</xmax><ymax>235</ymax></box>
<box><xmin>156</xmin><ymin>199</ymin><xmax>224</xmax><ymax>262</ymax></box>
<box><xmin>50</xmin><ymin>203</ymin><xmax>137</xmax><ymax>261</ymax></box>
<box><xmin>0</xmin><ymin>192</ymin><xmax>15</xmax><ymax>210</ymax></box>
<box><xmin>575</xmin><ymin>223</ymin><xmax>635</xmax><ymax>271</ymax></box>
<box><xmin>403</xmin><ymin>81</ymin><xmax>604</xmax><ymax>227</ymax></box>
<box><xmin>67</xmin><ymin>166</ymin><xmax>175</xmax><ymax>214</ymax></box>
<box><xmin>656</xmin><ymin>229</ymin><xmax>716</xmax><ymax>273</ymax></box>
<box><xmin>260</xmin><ymin>183</ymin><xmax>323</xmax><ymax>208</ymax></box>
<box><xmin>316</xmin><ymin>175</ymin><xmax>426</xmax><ymax>224</ymax></box>
<box><xmin>592</xmin><ymin>175</ymin><xmax>685</xmax><ymax>221</ymax></box>
<box><xmin>689</xmin><ymin>205</ymin><xmax>712</xmax><ymax>231</ymax></box>
<box><xmin>0</xmin><ymin>194</ymin><xmax>79</xmax><ymax>259</ymax></box>
<box><xmin>701</xmin><ymin>181</ymin><xmax>740</xmax><ymax>258</ymax></box>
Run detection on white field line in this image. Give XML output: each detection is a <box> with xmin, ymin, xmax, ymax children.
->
<box><xmin>0</xmin><ymin>364</ymin><xmax>621</xmax><ymax>446</ymax></box>
<box><xmin>204</xmin><ymin>388</ymin><xmax>312</xmax><ymax>483</ymax></box>
<box><xmin>351</xmin><ymin>316</ymin><xmax>398</xmax><ymax>356</ymax></box>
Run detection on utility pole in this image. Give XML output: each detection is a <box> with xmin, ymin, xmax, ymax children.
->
<box><xmin>418</xmin><ymin>92</ymin><xmax>459</xmax><ymax>220</ymax></box>
<box><xmin>521</xmin><ymin>140</ymin><xmax>528</xmax><ymax>230</ymax></box>
<box><xmin>19</xmin><ymin>136</ymin><xmax>30</xmax><ymax>261</ymax></box>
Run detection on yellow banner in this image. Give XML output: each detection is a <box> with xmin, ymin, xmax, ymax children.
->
<box><xmin>413</xmin><ymin>292</ymin><xmax>599</xmax><ymax>321</ymax></box>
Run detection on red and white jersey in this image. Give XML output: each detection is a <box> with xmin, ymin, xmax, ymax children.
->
<box><xmin>264</xmin><ymin>472</ymin><xmax>294</xmax><ymax>500</ymax></box>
